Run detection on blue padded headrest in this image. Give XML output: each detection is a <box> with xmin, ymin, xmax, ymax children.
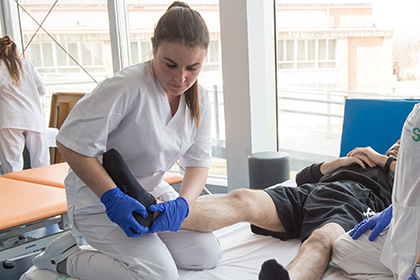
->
<box><xmin>339</xmin><ymin>98</ymin><xmax>420</xmax><ymax>157</ymax></box>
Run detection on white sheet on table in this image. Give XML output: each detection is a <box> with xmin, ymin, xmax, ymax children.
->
<box><xmin>21</xmin><ymin>222</ymin><xmax>349</xmax><ymax>280</ymax></box>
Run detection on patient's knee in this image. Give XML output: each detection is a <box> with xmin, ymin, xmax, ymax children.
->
<box><xmin>228</xmin><ymin>188</ymin><xmax>254</xmax><ymax>207</ymax></box>
<box><xmin>305</xmin><ymin>227</ymin><xmax>337</xmax><ymax>253</ymax></box>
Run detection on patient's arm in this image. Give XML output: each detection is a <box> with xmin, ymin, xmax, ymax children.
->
<box><xmin>347</xmin><ymin>146</ymin><xmax>396</xmax><ymax>173</ymax></box>
<box><xmin>321</xmin><ymin>155</ymin><xmax>375</xmax><ymax>174</ymax></box>
<box><xmin>296</xmin><ymin>155</ymin><xmax>375</xmax><ymax>186</ymax></box>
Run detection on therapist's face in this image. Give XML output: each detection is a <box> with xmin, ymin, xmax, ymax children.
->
<box><xmin>152</xmin><ymin>41</ymin><xmax>206</xmax><ymax>98</ymax></box>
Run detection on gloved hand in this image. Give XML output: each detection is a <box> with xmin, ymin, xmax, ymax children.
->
<box><xmin>349</xmin><ymin>205</ymin><xmax>393</xmax><ymax>241</ymax></box>
<box><xmin>147</xmin><ymin>197</ymin><xmax>189</xmax><ymax>233</ymax></box>
<box><xmin>100</xmin><ymin>187</ymin><xmax>149</xmax><ymax>237</ymax></box>
<box><xmin>409</xmin><ymin>272</ymin><xmax>417</xmax><ymax>280</ymax></box>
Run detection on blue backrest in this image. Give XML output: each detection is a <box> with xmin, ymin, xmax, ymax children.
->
<box><xmin>339</xmin><ymin>98</ymin><xmax>420</xmax><ymax>157</ymax></box>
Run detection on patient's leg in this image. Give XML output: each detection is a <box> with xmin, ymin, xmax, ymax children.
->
<box><xmin>102</xmin><ymin>148</ymin><xmax>156</xmax><ymax>227</ymax></box>
<box><xmin>181</xmin><ymin>188</ymin><xmax>285</xmax><ymax>233</ymax></box>
<box><xmin>285</xmin><ymin>223</ymin><xmax>345</xmax><ymax>280</ymax></box>
<box><xmin>259</xmin><ymin>259</ymin><xmax>290</xmax><ymax>280</ymax></box>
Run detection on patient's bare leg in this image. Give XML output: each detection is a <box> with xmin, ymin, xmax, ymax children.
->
<box><xmin>181</xmin><ymin>188</ymin><xmax>285</xmax><ymax>233</ymax></box>
<box><xmin>286</xmin><ymin>223</ymin><xmax>345</xmax><ymax>280</ymax></box>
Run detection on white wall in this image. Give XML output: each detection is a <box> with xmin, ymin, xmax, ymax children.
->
<box><xmin>220</xmin><ymin>0</ymin><xmax>277</xmax><ymax>191</ymax></box>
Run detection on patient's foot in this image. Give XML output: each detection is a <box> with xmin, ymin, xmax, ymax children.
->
<box><xmin>32</xmin><ymin>231</ymin><xmax>79</xmax><ymax>275</ymax></box>
<box><xmin>259</xmin><ymin>259</ymin><xmax>290</xmax><ymax>280</ymax></box>
<box><xmin>102</xmin><ymin>148</ymin><xmax>157</xmax><ymax>228</ymax></box>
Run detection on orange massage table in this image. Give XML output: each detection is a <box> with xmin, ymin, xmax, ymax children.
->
<box><xmin>0</xmin><ymin>177</ymin><xmax>69</xmax><ymax>263</ymax></box>
<box><xmin>0</xmin><ymin>163</ymin><xmax>183</xmax><ymax>263</ymax></box>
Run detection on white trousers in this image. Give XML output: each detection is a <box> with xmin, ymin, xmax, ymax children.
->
<box><xmin>0</xmin><ymin>128</ymin><xmax>50</xmax><ymax>174</ymax></box>
<box><xmin>66</xmin><ymin>209</ymin><xmax>222</xmax><ymax>280</ymax></box>
<box><xmin>331</xmin><ymin>228</ymin><xmax>394</xmax><ymax>280</ymax></box>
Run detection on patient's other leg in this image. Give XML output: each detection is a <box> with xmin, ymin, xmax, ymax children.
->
<box><xmin>181</xmin><ymin>188</ymin><xmax>285</xmax><ymax>233</ymax></box>
<box><xmin>286</xmin><ymin>222</ymin><xmax>345</xmax><ymax>280</ymax></box>
<box><xmin>259</xmin><ymin>223</ymin><xmax>344</xmax><ymax>280</ymax></box>
<box><xmin>259</xmin><ymin>259</ymin><xmax>290</xmax><ymax>280</ymax></box>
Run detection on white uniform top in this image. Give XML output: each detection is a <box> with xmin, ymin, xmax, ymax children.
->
<box><xmin>0</xmin><ymin>59</ymin><xmax>47</xmax><ymax>132</ymax></box>
<box><xmin>380</xmin><ymin>103</ymin><xmax>420</xmax><ymax>280</ymax></box>
<box><xmin>56</xmin><ymin>60</ymin><xmax>212</xmax><ymax>215</ymax></box>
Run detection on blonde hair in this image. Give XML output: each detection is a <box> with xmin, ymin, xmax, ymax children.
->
<box><xmin>0</xmin><ymin>35</ymin><xmax>22</xmax><ymax>86</ymax></box>
<box><xmin>153</xmin><ymin>1</ymin><xmax>209</xmax><ymax>128</ymax></box>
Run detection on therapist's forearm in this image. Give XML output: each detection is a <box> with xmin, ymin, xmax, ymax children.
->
<box><xmin>178</xmin><ymin>167</ymin><xmax>209</xmax><ymax>208</ymax></box>
<box><xmin>56</xmin><ymin>141</ymin><xmax>117</xmax><ymax>198</ymax></box>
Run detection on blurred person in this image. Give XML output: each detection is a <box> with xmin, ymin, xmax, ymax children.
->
<box><xmin>332</xmin><ymin>105</ymin><xmax>420</xmax><ymax>280</ymax></box>
<box><xmin>0</xmin><ymin>35</ymin><xmax>49</xmax><ymax>174</ymax></box>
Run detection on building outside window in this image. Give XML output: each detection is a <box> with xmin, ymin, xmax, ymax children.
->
<box><xmin>278</xmin><ymin>38</ymin><xmax>336</xmax><ymax>69</ymax></box>
<box><xmin>276</xmin><ymin>0</ymin><xmax>420</xmax><ymax>174</ymax></box>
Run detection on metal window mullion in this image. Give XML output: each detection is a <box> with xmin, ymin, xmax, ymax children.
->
<box><xmin>1</xmin><ymin>0</ymin><xmax>22</xmax><ymax>51</ymax></box>
<box><xmin>52</xmin><ymin>42</ymin><xmax>58</xmax><ymax>73</ymax></box>
<box><xmin>107</xmin><ymin>0</ymin><xmax>131</xmax><ymax>73</ymax></box>
<box><xmin>294</xmin><ymin>39</ymin><xmax>297</xmax><ymax>69</ymax></box>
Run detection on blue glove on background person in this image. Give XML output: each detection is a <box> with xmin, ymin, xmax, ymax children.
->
<box><xmin>100</xmin><ymin>187</ymin><xmax>149</xmax><ymax>237</ymax></box>
<box><xmin>147</xmin><ymin>197</ymin><xmax>189</xmax><ymax>233</ymax></box>
<box><xmin>409</xmin><ymin>272</ymin><xmax>417</xmax><ymax>280</ymax></box>
<box><xmin>349</xmin><ymin>205</ymin><xmax>393</xmax><ymax>241</ymax></box>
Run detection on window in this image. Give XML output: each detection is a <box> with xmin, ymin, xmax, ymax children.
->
<box><xmin>130</xmin><ymin>41</ymin><xmax>152</xmax><ymax>64</ymax></box>
<box><xmin>19</xmin><ymin>0</ymin><xmax>113</xmax><ymax>95</ymax></box>
<box><xmin>29</xmin><ymin>41</ymin><xmax>106</xmax><ymax>74</ymax></box>
<box><xmin>278</xmin><ymin>38</ymin><xmax>336</xmax><ymax>70</ymax></box>
<box><xmin>276</xmin><ymin>0</ymin><xmax>420</xmax><ymax>174</ymax></box>
<box><xmin>11</xmin><ymin>0</ymin><xmax>226</xmax><ymax>186</ymax></box>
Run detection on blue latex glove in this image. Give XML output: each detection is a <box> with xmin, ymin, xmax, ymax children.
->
<box><xmin>349</xmin><ymin>205</ymin><xmax>393</xmax><ymax>241</ymax></box>
<box><xmin>409</xmin><ymin>272</ymin><xmax>417</xmax><ymax>280</ymax></box>
<box><xmin>147</xmin><ymin>197</ymin><xmax>189</xmax><ymax>233</ymax></box>
<box><xmin>100</xmin><ymin>188</ymin><xmax>149</xmax><ymax>237</ymax></box>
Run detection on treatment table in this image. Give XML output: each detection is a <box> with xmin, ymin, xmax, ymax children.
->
<box><xmin>15</xmin><ymin>98</ymin><xmax>420</xmax><ymax>279</ymax></box>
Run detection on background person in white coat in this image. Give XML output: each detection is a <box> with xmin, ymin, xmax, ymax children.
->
<box><xmin>0</xmin><ymin>35</ymin><xmax>50</xmax><ymax>174</ymax></box>
<box><xmin>332</xmin><ymin>103</ymin><xmax>420</xmax><ymax>280</ymax></box>
<box><xmin>32</xmin><ymin>2</ymin><xmax>221</xmax><ymax>280</ymax></box>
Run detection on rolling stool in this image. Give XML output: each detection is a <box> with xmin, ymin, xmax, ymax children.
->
<box><xmin>248</xmin><ymin>151</ymin><xmax>290</xmax><ymax>189</ymax></box>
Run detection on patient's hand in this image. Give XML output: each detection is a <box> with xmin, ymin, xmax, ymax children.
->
<box><xmin>385</xmin><ymin>139</ymin><xmax>400</xmax><ymax>157</ymax></box>
<box><xmin>347</xmin><ymin>147</ymin><xmax>386</xmax><ymax>167</ymax></box>
<box><xmin>321</xmin><ymin>155</ymin><xmax>374</xmax><ymax>175</ymax></box>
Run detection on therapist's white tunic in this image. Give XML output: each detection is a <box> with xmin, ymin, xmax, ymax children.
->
<box><xmin>0</xmin><ymin>59</ymin><xmax>49</xmax><ymax>173</ymax></box>
<box><xmin>56</xmin><ymin>61</ymin><xmax>221</xmax><ymax>280</ymax></box>
<box><xmin>332</xmin><ymin>103</ymin><xmax>420</xmax><ymax>280</ymax></box>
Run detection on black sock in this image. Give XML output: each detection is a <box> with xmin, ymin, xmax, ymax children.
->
<box><xmin>259</xmin><ymin>259</ymin><xmax>290</xmax><ymax>280</ymax></box>
<box><xmin>102</xmin><ymin>148</ymin><xmax>156</xmax><ymax>228</ymax></box>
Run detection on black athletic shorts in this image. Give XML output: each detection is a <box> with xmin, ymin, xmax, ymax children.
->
<box><xmin>251</xmin><ymin>181</ymin><xmax>375</xmax><ymax>241</ymax></box>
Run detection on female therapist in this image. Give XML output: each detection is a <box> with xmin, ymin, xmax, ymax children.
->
<box><xmin>33</xmin><ymin>2</ymin><xmax>221</xmax><ymax>279</ymax></box>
